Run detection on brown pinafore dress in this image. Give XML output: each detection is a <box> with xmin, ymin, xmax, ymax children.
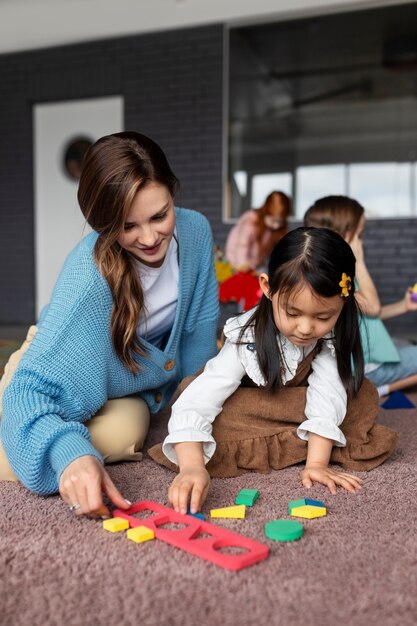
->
<box><xmin>148</xmin><ymin>346</ymin><xmax>398</xmax><ymax>477</ymax></box>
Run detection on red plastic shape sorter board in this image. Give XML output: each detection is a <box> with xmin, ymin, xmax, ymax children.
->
<box><xmin>113</xmin><ymin>500</ymin><xmax>269</xmax><ymax>571</ymax></box>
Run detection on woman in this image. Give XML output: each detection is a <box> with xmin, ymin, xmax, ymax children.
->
<box><xmin>0</xmin><ymin>131</ymin><xmax>219</xmax><ymax>518</ymax></box>
<box><xmin>225</xmin><ymin>191</ymin><xmax>291</xmax><ymax>271</ymax></box>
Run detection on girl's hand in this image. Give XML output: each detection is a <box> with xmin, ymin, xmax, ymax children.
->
<box><xmin>59</xmin><ymin>455</ymin><xmax>130</xmax><ymax>518</ymax></box>
<box><xmin>168</xmin><ymin>466</ymin><xmax>211</xmax><ymax>515</ymax></box>
<box><xmin>300</xmin><ymin>465</ymin><xmax>362</xmax><ymax>494</ymax></box>
<box><xmin>349</xmin><ymin>233</ymin><xmax>365</xmax><ymax>263</ymax></box>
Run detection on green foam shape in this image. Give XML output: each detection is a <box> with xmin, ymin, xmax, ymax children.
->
<box><xmin>235</xmin><ymin>489</ymin><xmax>259</xmax><ymax>506</ymax></box>
<box><xmin>264</xmin><ymin>519</ymin><xmax>303</xmax><ymax>542</ymax></box>
<box><xmin>288</xmin><ymin>499</ymin><xmax>307</xmax><ymax>514</ymax></box>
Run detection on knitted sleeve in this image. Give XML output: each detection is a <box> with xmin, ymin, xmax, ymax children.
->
<box><xmin>0</xmin><ymin>241</ymin><xmax>114</xmax><ymax>494</ymax></box>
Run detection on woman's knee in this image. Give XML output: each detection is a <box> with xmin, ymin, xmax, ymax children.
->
<box><xmin>0</xmin><ymin>326</ymin><xmax>37</xmax><ymax>413</ymax></box>
<box><xmin>86</xmin><ymin>397</ymin><xmax>150</xmax><ymax>463</ymax></box>
<box><xmin>0</xmin><ymin>440</ymin><xmax>18</xmax><ymax>482</ymax></box>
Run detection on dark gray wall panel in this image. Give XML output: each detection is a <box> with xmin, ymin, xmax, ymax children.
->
<box><xmin>0</xmin><ymin>25</ymin><xmax>224</xmax><ymax>323</ymax></box>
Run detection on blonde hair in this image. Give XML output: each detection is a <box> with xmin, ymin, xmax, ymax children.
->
<box><xmin>78</xmin><ymin>131</ymin><xmax>178</xmax><ymax>373</ymax></box>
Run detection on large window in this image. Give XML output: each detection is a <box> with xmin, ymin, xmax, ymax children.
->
<box><xmin>227</xmin><ymin>3</ymin><xmax>417</xmax><ymax>221</ymax></box>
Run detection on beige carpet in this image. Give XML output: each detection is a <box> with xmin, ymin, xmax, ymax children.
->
<box><xmin>1</xmin><ymin>399</ymin><xmax>417</xmax><ymax>626</ymax></box>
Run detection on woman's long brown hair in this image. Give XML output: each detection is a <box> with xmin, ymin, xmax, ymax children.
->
<box><xmin>78</xmin><ymin>131</ymin><xmax>178</xmax><ymax>373</ymax></box>
<box><xmin>255</xmin><ymin>191</ymin><xmax>291</xmax><ymax>260</ymax></box>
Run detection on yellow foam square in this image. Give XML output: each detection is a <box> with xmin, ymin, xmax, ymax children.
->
<box><xmin>127</xmin><ymin>526</ymin><xmax>155</xmax><ymax>543</ymax></box>
<box><xmin>102</xmin><ymin>517</ymin><xmax>130</xmax><ymax>532</ymax></box>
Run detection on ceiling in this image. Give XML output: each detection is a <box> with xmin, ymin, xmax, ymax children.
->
<box><xmin>0</xmin><ymin>0</ymin><xmax>409</xmax><ymax>55</ymax></box>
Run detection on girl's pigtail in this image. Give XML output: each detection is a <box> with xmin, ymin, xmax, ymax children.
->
<box><xmin>334</xmin><ymin>299</ymin><xmax>364</xmax><ymax>397</ymax></box>
<box><xmin>254</xmin><ymin>296</ymin><xmax>284</xmax><ymax>391</ymax></box>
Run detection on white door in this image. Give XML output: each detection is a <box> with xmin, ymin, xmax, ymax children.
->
<box><xmin>33</xmin><ymin>96</ymin><xmax>123</xmax><ymax>317</ymax></box>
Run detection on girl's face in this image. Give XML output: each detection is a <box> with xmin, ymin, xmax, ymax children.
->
<box><xmin>259</xmin><ymin>276</ymin><xmax>344</xmax><ymax>346</ymax></box>
<box><xmin>117</xmin><ymin>182</ymin><xmax>175</xmax><ymax>267</ymax></box>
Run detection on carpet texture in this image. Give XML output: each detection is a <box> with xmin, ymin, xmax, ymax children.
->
<box><xmin>1</xmin><ymin>401</ymin><xmax>416</xmax><ymax>626</ymax></box>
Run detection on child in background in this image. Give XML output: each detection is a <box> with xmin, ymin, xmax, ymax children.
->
<box><xmin>304</xmin><ymin>195</ymin><xmax>417</xmax><ymax>397</ymax></box>
<box><xmin>148</xmin><ymin>227</ymin><xmax>397</xmax><ymax>514</ymax></box>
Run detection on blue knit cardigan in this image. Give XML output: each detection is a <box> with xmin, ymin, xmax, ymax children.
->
<box><xmin>1</xmin><ymin>208</ymin><xmax>219</xmax><ymax>494</ymax></box>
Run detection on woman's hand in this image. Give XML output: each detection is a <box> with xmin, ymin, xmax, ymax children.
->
<box><xmin>300</xmin><ymin>464</ymin><xmax>362</xmax><ymax>494</ymax></box>
<box><xmin>59</xmin><ymin>455</ymin><xmax>131</xmax><ymax>518</ymax></box>
<box><xmin>168</xmin><ymin>466</ymin><xmax>211</xmax><ymax>515</ymax></box>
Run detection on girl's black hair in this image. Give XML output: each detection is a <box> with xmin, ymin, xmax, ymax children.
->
<box><xmin>240</xmin><ymin>226</ymin><xmax>364</xmax><ymax>397</ymax></box>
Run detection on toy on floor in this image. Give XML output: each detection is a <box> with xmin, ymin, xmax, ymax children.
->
<box><xmin>210</xmin><ymin>504</ymin><xmax>246</xmax><ymax>519</ymax></box>
<box><xmin>127</xmin><ymin>526</ymin><xmax>155</xmax><ymax>544</ymax></box>
<box><xmin>236</xmin><ymin>488</ymin><xmax>259</xmax><ymax>506</ymax></box>
<box><xmin>113</xmin><ymin>500</ymin><xmax>269</xmax><ymax>571</ymax></box>
<box><xmin>264</xmin><ymin>520</ymin><xmax>303</xmax><ymax>542</ymax></box>
<box><xmin>291</xmin><ymin>505</ymin><xmax>327</xmax><ymax>519</ymax></box>
<box><xmin>381</xmin><ymin>391</ymin><xmax>416</xmax><ymax>409</ymax></box>
<box><xmin>102</xmin><ymin>517</ymin><xmax>130</xmax><ymax>533</ymax></box>
<box><xmin>288</xmin><ymin>498</ymin><xmax>327</xmax><ymax>520</ymax></box>
<box><xmin>218</xmin><ymin>271</ymin><xmax>262</xmax><ymax>311</ymax></box>
<box><xmin>288</xmin><ymin>498</ymin><xmax>325</xmax><ymax>514</ymax></box>
<box><xmin>215</xmin><ymin>259</ymin><xmax>234</xmax><ymax>284</ymax></box>
<box><xmin>410</xmin><ymin>283</ymin><xmax>417</xmax><ymax>303</ymax></box>
<box><xmin>186</xmin><ymin>507</ymin><xmax>205</xmax><ymax>520</ymax></box>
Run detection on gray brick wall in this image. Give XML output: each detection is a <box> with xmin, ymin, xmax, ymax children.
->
<box><xmin>0</xmin><ymin>25</ymin><xmax>224</xmax><ymax>324</ymax></box>
<box><xmin>363</xmin><ymin>218</ymin><xmax>417</xmax><ymax>340</ymax></box>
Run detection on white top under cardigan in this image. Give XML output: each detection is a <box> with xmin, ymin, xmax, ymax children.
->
<box><xmin>163</xmin><ymin>309</ymin><xmax>348</xmax><ymax>465</ymax></box>
<box><xmin>135</xmin><ymin>232</ymin><xmax>179</xmax><ymax>348</ymax></box>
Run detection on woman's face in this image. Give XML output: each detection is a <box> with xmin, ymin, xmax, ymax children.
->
<box><xmin>117</xmin><ymin>182</ymin><xmax>175</xmax><ymax>267</ymax></box>
<box><xmin>263</xmin><ymin>214</ymin><xmax>285</xmax><ymax>230</ymax></box>
<box><xmin>264</xmin><ymin>201</ymin><xmax>287</xmax><ymax>230</ymax></box>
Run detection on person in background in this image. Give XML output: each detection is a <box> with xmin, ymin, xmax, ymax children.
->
<box><xmin>0</xmin><ymin>131</ymin><xmax>219</xmax><ymax>518</ymax></box>
<box><xmin>304</xmin><ymin>195</ymin><xmax>417</xmax><ymax>397</ymax></box>
<box><xmin>225</xmin><ymin>191</ymin><xmax>292</xmax><ymax>271</ymax></box>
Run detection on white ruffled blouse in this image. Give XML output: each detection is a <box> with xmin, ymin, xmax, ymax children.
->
<box><xmin>163</xmin><ymin>310</ymin><xmax>348</xmax><ymax>465</ymax></box>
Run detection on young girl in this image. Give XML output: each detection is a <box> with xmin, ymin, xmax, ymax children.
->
<box><xmin>0</xmin><ymin>131</ymin><xmax>219</xmax><ymax>518</ymax></box>
<box><xmin>149</xmin><ymin>227</ymin><xmax>397</xmax><ymax>514</ymax></box>
<box><xmin>304</xmin><ymin>195</ymin><xmax>417</xmax><ymax>397</ymax></box>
